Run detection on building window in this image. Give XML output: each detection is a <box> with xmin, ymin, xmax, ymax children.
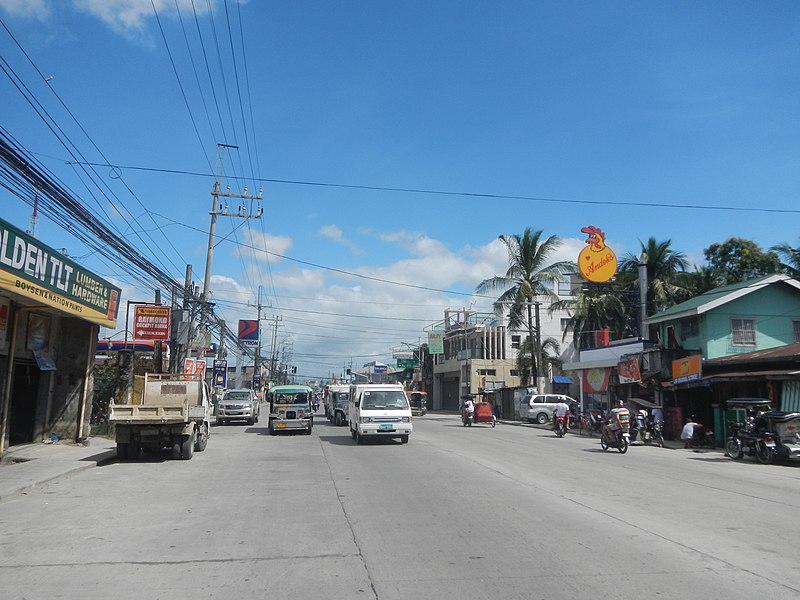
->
<box><xmin>477</xmin><ymin>369</ymin><xmax>497</xmax><ymax>376</ymax></box>
<box><xmin>511</xmin><ymin>335</ymin><xmax>521</xmax><ymax>349</ymax></box>
<box><xmin>731</xmin><ymin>318</ymin><xmax>756</xmax><ymax>346</ymax></box>
<box><xmin>681</xmin><ymin>317</ymin><xmax>699</xmax><ymax>338</ymax></box>
<box><xmin>794</xmin><ymin>321</ymin><xmax>800</xmax><ymax>343</ymax></box>
<box><xmin>510</xmin><ymin>369</ymin><xmax>519</xmax><ymax>377</ymax></box>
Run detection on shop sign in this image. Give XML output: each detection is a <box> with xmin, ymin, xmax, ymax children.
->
<box><xmin>583</xmin><ymin>367</ymin><xmax>611</xmax><ymax>393</ymax></box>
<box><xmin>617</xmin><ymin>355</ymin><xmax>641</xmax><ymax>384</ymax></box>
<box><xmin>672</xmin><ymin>354</ymin><xmax>701</xmax><ymax>384</ymax></box>
<box><xmin>0</xmin><ymin>217</ymin><xmax>121</xmax><ymax>327</ymax></box>
<box><xmin>428</xmin><ymin>331</ymin><xmax>444</xmax><ymax>354</ymax></box>
<box><xmin>578</xmin><ymin>225</ymin><xmax>618</xmax><ymax>283</ymax></box>
<box><xmin>133</xmin><ymin>305</ymin><xmax>171</xmax><ymax>340</ymax></box>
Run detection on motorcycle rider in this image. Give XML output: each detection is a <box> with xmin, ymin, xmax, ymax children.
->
<box><xmin>603</xmin><ymin>400</ymin><xmax>630</xmax><ymax>446</ymax></box>
<box><xmin>553</xmin><ymin>400</ymin><xmax>570</xmax><ymax>432</ymax></box>
<box><xmin>462</xmin><ymin>396</ymin><xmax>475</xmax><ymax>424</ymax></box>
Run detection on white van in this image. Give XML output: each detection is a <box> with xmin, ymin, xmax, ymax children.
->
<box><xmin>348</xmin><ymin>383</ymin><xmax>412</xmax><ymax>444</ymax></box>
<box><xmin>517</xmin><ymin>394</ymin><xmax>577</xmax><ymax>424</ymax></box>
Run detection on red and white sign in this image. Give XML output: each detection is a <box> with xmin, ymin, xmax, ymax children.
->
<box><xmin>133</xmin><ymin>305</ymin><xmax>171</xmax><ymax>341</ymax></box>
<box><xmin>182</xmin><ymin>357</ymin><xmax>206</xmax><ymax>376</ymax></box>
<box><xmin>183</xmin><ymin>358</ymin><xmax>196</xmax><ymax>374</ymax></box>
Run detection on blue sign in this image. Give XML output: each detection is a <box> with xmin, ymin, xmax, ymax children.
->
<box><xmin>213</xmin><ymin>359</ymin><xmax>227</xmax><ymax>388</ymax></box>
<box><xmin>373</xmin><ymin>365</ymin><xmax>387</xmax><ymax>374</ymax></box>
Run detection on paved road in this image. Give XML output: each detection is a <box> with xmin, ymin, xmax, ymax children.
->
<box><xmin>2</xmin><ymin>413</ymin><xmax>799</xmax><ymax>599</ymax></box>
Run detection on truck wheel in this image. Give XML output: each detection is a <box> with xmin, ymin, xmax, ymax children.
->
<box><xmin>357</xmin><ymin>433</ymin><xmax>364</xmax><ymax>445</ymax></box>
<box><xmin>116</xmin><ymin>442</ymin><xmax>129</xmax><ymax>460</ymax></box>
<box><xmin>179</xmin><ymin>430</ymin><xmax>196</xmax><ymax>460</ymax></box>
<box><xmin>195</xmin><ymin>425</ymin><xmax>209</xmax><ymax>452</ymax></box>
<box><xmin>269</xmin><ymin>422</ymin><xmax>276</xmax><ymax>436</ymax></box>
<box><xmin>335</xmin><ymin>413</ymin><xmax>343</xmax><ymax>426</ymax></box>
<box><xmin>248</xmin><ymin>416</ymin><xmax>256</xmax><ymax>426</ymax></box>
<box><xmin>351</xmin><ymin>427</ymin><xmax>357</xmax><ymax>440</ymax></box>
<box><xmin>400</xmin><ymin>435</ymin><xmax>409</xmax><ymax>444</ymax></box>
<box><xmin>305</xmin><ymin>425</ymin><xmax>313</xmax><ymax>435</ymax></box>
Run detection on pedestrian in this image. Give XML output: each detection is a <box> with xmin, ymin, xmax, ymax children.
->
<box><xmin>681</xmin><ymin>416</ymin><xmax>698</xmax><ymax>449</ymax></box>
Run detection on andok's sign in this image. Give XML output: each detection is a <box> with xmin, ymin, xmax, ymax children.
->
<box><xmin>578</xmin><ymin>225</ymin><xmax>618</xmax><ymax>283</ymax></box>
<box><xmin>0</xmin><ymin>217</ymin><xmax>121</xmax><ymax>327</ymax></box>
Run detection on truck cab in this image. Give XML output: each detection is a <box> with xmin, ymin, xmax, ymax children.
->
<box><xmin>348</xmin><ymin>383</ymin><xmax>412</xmax><ymax>444</ymax></box>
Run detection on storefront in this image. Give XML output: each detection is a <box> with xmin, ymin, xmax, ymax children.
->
<box><xmin>0</xmin><ymin>218</ymin><xmax>120</xmax><ymax>456</ymax></box>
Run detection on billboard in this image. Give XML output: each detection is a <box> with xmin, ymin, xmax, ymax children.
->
<box><xmin>427</xmin><ymin>331</ymin><xmax>444</xmax><ymax>355</ymax></box>
<box><xmin>238</xmin><ymin>319</ymin><xmax>259</xmax><ymax>346</ymax></box>
<box><xmin>672</xmin><ymin>355</ymin><xmax>702</xmax><ymax>384</ymax></box>
<box><xmin>0</xmin><ymin>217</ymin><xmax>121</xmax><ymax>327</ymax></box>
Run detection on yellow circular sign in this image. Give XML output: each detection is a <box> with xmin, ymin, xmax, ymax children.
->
<box><xmin>578</xmin><ymin>226</ymin><xmax>617</xmax><ymax>283</ymax></box>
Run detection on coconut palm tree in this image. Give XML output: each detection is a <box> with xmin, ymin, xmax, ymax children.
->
<box><xmin>618</xmin><ymin>237</ymin><xmax>689</xmax><ymax>318</ymax></box>
<box><xmin>551</xmin><ymin>287</ymin><xmax>631</xmax><ymax>350</ymax></box>
<box><xmin>515</xmin><ymin>336</ymin><xmax>562</xmax><ymax>386</ymax></box>
<box><xmin>476</xmin><ymin>228</ymin><xmax>576</xmax><ymax>385</ymax></box>
<box><xmin>771</xmin><ymin>240</ymin><xmax>800</xmax><ymax>278</ymax></box>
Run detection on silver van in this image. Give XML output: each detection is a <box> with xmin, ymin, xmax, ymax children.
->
<box><xmin>517</xmin><ymin>394</ymin><xmax>577</xmax><ymax>424</ymax></box>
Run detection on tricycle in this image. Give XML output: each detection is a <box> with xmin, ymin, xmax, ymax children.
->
<box><xmin>759</xmin><ymin>411</ymin><xmax>800</xmax><ymax>461</ymax></box>
<box><xmin>473</xmin><ymin>402</ymin><xmax>496</xmax><ymax>427</ymax></box>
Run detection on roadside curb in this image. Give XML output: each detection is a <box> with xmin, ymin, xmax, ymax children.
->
<box><xmin>0</xmin><ymin>448</ymin><xmax>117</xmax><ymax>504</ymax></box>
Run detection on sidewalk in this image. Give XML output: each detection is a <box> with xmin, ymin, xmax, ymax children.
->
<box><xmin>0</xmin><ymin>436</ymin><xmax>117</xmax><ymax>503</ymax></box>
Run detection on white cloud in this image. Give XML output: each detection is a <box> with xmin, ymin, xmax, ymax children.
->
<box><xmin>0</xmin><ymin>0</ymin><xmax>49</xmax><ymax>19</ymax></box>
<box><xmin>319</xmin><ymin>224</ymin><xmax>365</xmax><ymax>256</ymax></box>
<box><xmin>72</xmin><ymin>0</ymin><xmax>214</xmax><ymax>39</ymax></box>
<box><xmin>234</xmin><ymin>229</ymin><xmax>293</xmax><ymax>265</ymax></box>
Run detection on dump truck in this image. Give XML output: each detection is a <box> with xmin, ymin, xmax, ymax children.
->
<box><xmin>109</xmin><ymin>373</ymin><xmax>211</xmax><ymax>460</ymax></box>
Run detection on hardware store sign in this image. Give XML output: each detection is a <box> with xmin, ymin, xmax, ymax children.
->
<box><xmin>0</xmin><ymin>217</ymin><xmax>121</xmax><ymax>327</ymax></box>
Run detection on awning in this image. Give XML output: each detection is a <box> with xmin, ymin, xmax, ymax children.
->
<box><xmin>552</xmin><ymin>376</ymin><xmax>573</xmax><ymax>384</ymax></box>
<box><xmin>628</xmin><ymin>397</ymin><xmax>660</xmax><ymax>409</ymax></box>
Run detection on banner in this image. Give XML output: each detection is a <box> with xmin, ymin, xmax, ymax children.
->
<box><xmin>583</xmin><ymin>367</ymin><xmax>611</xmax><ymax>393</ymax></box>
<box><xmin>617</xmin><ymin>356</ymin><xmax>641</xmax><ymax>384</ymax></box>
<box><xmin>0</xmin><ymin>217</ymin><xmax>121</xmax><ymax>327</ymax></box>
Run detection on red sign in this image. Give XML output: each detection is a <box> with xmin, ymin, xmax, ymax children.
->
<box><xmin>583</xmin><ymin>367</ymin><xmax>611</xmax><ymax>393</ymax></box>
<box><xmin>133</xmin><ymin>305</ymin><xmax>171</xmax><ymax>341</ymax></box>
<box><xmin>238</xmin><ymin>319</ymin><xmax>259</xmax><ymax>346</ymax></box>
<box><xmin>183</xmin><ymin>358</ymin><xmax>196</xmax><ymax>374</ymax></box>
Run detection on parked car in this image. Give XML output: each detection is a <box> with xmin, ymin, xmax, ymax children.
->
<box><xmin>216</xmin><ymin>388</ymin><xmax>260</xmax><ymax>425</ymax></box>
<box><xmin>516</xmin><ymin>394</ymin><xmax>577</xmax><ymax>424</ymax></box>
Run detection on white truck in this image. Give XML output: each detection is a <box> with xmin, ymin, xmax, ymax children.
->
<box><xmin>109</xmin><ymin>373</ymin><xmax>211</xmax><ymax>460</ymax></box>
<box><xmin>348</xmin><ymin>383</ymin><xmax>413</xmax><ymax>444</ymax></box>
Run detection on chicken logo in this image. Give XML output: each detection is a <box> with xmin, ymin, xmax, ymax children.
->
<box><xmin>578</xmin><ymin>226</ymin><xmax>617</xmax><ymax>282</ymax></box>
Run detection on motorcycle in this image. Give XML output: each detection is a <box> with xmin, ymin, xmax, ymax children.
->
<box><xmin>553</xmin><ymin>414</ymin><xmax>569</xmax><ymax>437</ymax></box>
<box><xmin>580</xmin><ymin>410</ymin><xmax>604</xmax><ymax>437</ymax></box>
<box><xmin>600</xmin><ymin>427</ymin><xmax>630</xmax><ymax>453</ymax></box>
<box><xmin>462</xmin><ymin>411</ymin><xmax>474</xmax><ymax>427</ymax></box>
<box><xmin>724</xmin><ymin>398</ymin><xmax>776</xmax><ymax>464</ymax></box>
<box><xmin>644</xmin><ymin>420</ymin><xmax>665</xmax><ymax>447</ymax></box>
<box><xmin>726</xmin><ymin>421</ymin><xmax>776</xmax><ymax>464</ymax></box>
<box><xmin>689</xmin><ymin>425</ymin><xmax>716</xmax><ymax>449</ymax></box>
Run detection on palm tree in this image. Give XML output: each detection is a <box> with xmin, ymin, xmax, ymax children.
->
<box><xmin>515</xmin><ymin>336</ymin><xmax>562</xmax><ymax>386</ymax></box>
<box><xmin>618</xmin><ymin>237</ymin><xmax>689</xmax><ymax>318</ymax></box>
<box><xmin>476</xmin><ymin>228</ymin><xmax>576</xmax><ymax>385</ymax></box>
<box><xmin>551</xmin><ymin>288</ymin><xmax>630</xmax><ymax>350</ymax></box>
<box><xmin>771</xmin><ymin>240</ymin><xmax>800</xmax><ymax>278</ymax></box>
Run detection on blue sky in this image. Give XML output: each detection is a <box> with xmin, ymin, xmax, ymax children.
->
<box><xmin>2</xmin><ymin>1</ymin><xmax>799</xmax><ymax>380</ymax></box>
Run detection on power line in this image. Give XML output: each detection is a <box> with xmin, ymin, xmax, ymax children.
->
<box><xmin>67</xmin><ymin>161</ymin><xmax>800</xmax><ymax>215</ymax></box>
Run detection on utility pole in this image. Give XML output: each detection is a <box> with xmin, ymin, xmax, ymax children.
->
<box><xmin>199</xmin><ymin>143</ymin><xmax>262</xmax><ymax>337</ymax></box>
<box><xmin>269</xmin><ymin>315</ymin><xmax>282</xmax><ymax>386</ymax></box>
<box><xmin>254</xmin><ymin>286</ymin><xmax>263</xmax><ymax>384</ymax></box>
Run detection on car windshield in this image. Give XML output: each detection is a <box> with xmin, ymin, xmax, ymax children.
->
<box><xmin>360</xmin><ymin>390</ymin><xmax>408</xmax><ymax>410</ymax></box>
<box><xmin>274</xmin><ymin>392</ymin><xmax>309</xmax><ymax>404</ymax></box>
<box><xmin>225</xmin><ymin>392</ymin><xmax>251</xmax><ymax>402</ymax></box>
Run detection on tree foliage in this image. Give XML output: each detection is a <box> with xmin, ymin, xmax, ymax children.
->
<box><xmin>476</xmin><ymin>228</ymin><xmax>576</xmax><ymax>381</ymax></box>
<box><xmin>703</xmin><ymin>237</ymin><xmax>780</xmax><ymax>286</ymax></box>
<box><xmin>771</xmin><ymin>239</ymin><xmax>800</xmax><ymax>278</ymax></box>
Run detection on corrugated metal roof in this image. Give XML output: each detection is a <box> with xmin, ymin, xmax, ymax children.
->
<box><xmin>705</xmin><ymin>342</ymin><xmax>800</xmax><ymax>365</ymax></box>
